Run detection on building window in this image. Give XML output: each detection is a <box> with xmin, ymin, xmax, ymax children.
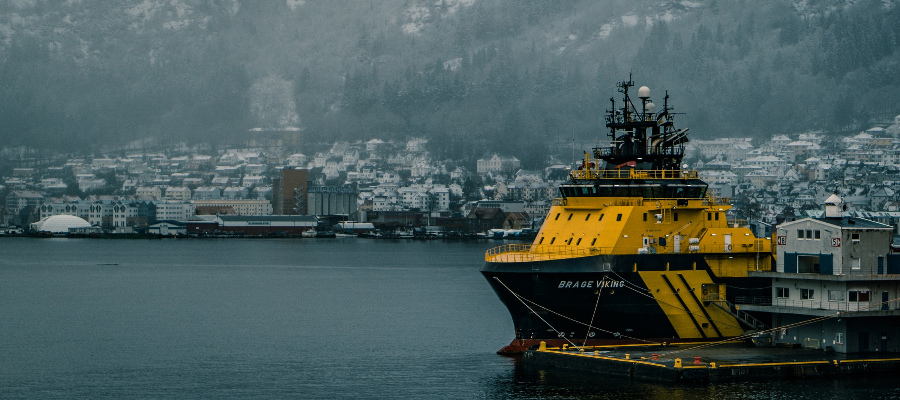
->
<box><xmin>851</xmin><ymin>258</ymin><xmax>861</xmax><ymax>270</ymax></box>
<box><xmin>801</xmin><ymin>289</ymin><xmax>814</xmax><ymax>300</ymax></box>
<box><xmin>851</xmin><ymin>233</ymin><xmax>860</xmax><ymax>242</ymax></box>
<box><xmin>848</xmin><ymin>290</ymin><xmax>870</xmax><ymax>302</ymax></box>
<box><xmin>797</xmin><ymin>229</ymin><xmax>803</xmax><ymax>239</ymax></box>
<box><xmin>805</xmin><ymin>230</ymin><xmax>812</xmax><ymax>239</ymax></box>
<box><xmin>828</xmin><ymin>290</ymin><xmax>845</xmax><ymax>302</ymax></box>
<box><xmin>776</xmin><ymin>287</ymin><xmax>790</xmax><ymax>298</ymax></box>
<box><xmin>616</xmin><ymin>214</ymin><xmax>622</xmax><ymax>221</ymax></box>
<box><xmin>814</xmin><ymin>230</ymin><xmax>820</xmax><ymax>239</ymax></box>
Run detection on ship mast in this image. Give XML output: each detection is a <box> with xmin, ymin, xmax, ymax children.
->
<box><xmin>595</xmin><ymin>76</ymin><xmax>688</xmax><ymax>171</ymax></box>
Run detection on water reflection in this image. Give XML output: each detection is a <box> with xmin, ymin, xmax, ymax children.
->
<box><xmin>482</xmin><ymin>355</ymin><xmax>900</xmax><ymax>400</ymax></box>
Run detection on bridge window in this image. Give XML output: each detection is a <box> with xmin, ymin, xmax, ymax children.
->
<box><xmin>674</xmin><ymin>213</ymin><xmax>679</xmax><ymax>222</ymax></box>
<box><xmin>776</xmin><ymin>287</ymin><xmax>790</xmax><ymax>298</ymax></box>
<box><xmin>643</xmin><ymin>213</ymin><xmax>647</xmax><ymax>222</ymax></box>
<box><xmin>849</xmin><ymin>290</ymin><xmax>869</xmax><ymax>302</ymax></box>
<box><xmin>707</xmin><ymin>213</ymin><xmax>711</xmax><ymax>221</ymax></box>
<box><xmin>715</xmin><ymin>213</ymin><xmax>719</xmax><ymax>221</ymax></box>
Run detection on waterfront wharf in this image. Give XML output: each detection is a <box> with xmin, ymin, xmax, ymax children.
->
<box><xmin>523</xmin><ymin>341</ymin><xmax>900</xmax><ymax>383</ymax></box>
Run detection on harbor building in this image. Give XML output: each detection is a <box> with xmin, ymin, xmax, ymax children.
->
<box><xmin>307</xmin><ymin>186</ymin><xmax>357</xmax><ymax>217</ymax></box>
<box><xmin>272</xmin><ymin>168</ymin><xmax>308</xmax><ymax>215</ymax></box>
<box><xmin>739</xmin><ymin>195</ymin><xmax>900</xmax><ymax>353</ymax></box>
<box><xmin>186</xmin><ymin>215</ymin><xmax>317</xmax><ymax>235</ymax></box>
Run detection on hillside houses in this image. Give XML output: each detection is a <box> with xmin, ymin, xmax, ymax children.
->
<box><xmin>6</xmin><ymin>115</ymin><xmax>900</xmax><ymax>235</ymax></box>
<box><xmin>695</xmin><ymin>117</ymin><xmax>900</xmax><ymax>229</ymax></box>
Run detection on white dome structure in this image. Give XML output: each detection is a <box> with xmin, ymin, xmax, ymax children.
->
<box><xmin>31</xmin><ymin>215</ymin><xmax>92</xmax><ymax>234</ymax></box>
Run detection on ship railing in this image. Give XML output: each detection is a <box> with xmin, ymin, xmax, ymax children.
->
<box><xmin>704</xmin><ymin>196</ymin><xmax>731</xmax><ymax>206</ymax></box>
<box><xmin>570</xmin><ymin>169</ymin><xmax>699</xmax><ymax>181</ymax></box>
<box><xmin>594</xmin><ymin>147</ymin><xmax>685</xmax><ymax>158</ymax></box>
<box><xmin>727</xmin><ymin>219</ymin><xmax>750</xmax><ymax>228</ymax></box>
<box><xmin>704</xmin><ymin>292</ymin><xmax>770</xmax><ymax>331</ymax></box>
<box><xmin>680</xmin><ymin>243</ymin><xmax>771</xmax><ymax>254</ymax></box>
<box><xmin>765</xmin><ymin>298</ymin><xmax>900</xmax><ymax>312</ymax></box>
<box><xmin>485</xmin><ymin>244</ymin><xmax>613</xmax><ymax>262</ymax></box>
<box><xmin>485</xmin><ymin>242</ymin><xmax>773</xmax><ymax>262</ymax></box>
<box><xmin>734</xmin><ymin>296</ymin><xmax>772</xmax><ymax>306</ymax></box>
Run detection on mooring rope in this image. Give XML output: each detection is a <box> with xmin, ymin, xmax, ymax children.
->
<box><xmin>492</xmin><ymin>276</ymin><xmax>582</xmax><ymax>350</ymax></box>
<box><xmin>583</xmin><ymin>275</ymin><xmax>609</xmax><ymax>347</ymax></box>
<box><xmin>610</xmin><ymin>270</ymin><xmax>651</xmax><ymax>292</ymax></box>
<box><xmin>492</xmin><ymin>276</ymin><xmax>661</xmax><ymax>346</ymax></box>
<box><xmin>658</xmin><ymin>296</ymin><xmax>900</xmax><ymax>357</ymax></box>
<box><xmin>618</xmin><ymin>280</ymin><xmax>746</xmax><ymax>331</ymax></box>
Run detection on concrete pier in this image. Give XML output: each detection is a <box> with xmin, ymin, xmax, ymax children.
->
<box><xmin>522</xmin><ymin>341</ymin><xmax>900</xmax><ymax>383</ymax></box>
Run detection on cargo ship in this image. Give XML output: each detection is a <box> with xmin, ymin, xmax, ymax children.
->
<box><xmin>481</xmin><ymin>77</ymin><xmax>774</xmax><ymax>354</ymax></box>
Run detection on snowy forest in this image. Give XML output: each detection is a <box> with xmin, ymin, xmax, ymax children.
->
<box><xmin>1</xmin><ymin>0</ymin><xmax>899</xmax><ymax>168</ymax></box>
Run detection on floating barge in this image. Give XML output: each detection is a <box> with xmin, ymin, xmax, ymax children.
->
<box><xmin>523</xmin><ymin>341</ymin><xmax>900</xmax><ymax>383</ymax></box>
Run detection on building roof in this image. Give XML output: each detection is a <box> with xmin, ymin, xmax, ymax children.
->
<box><xmin>217</xmin><ymin>215</ymin><xmax>318</xmax><ymax>222</ymax></box>
<box><xmin>31</xmin><ymin>215</ymin><xmax>91</xmax><ymax>233</ymax></box>
<box><xmin>795</xmin><ymin>217</ymin><xmax>893</xmax><ymax>229</ymax></box>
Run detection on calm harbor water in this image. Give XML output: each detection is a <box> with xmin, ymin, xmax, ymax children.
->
<box><xmin>2</xmin><ymin>237</ymin><xmax>900</xmax><ymax>399</ymax></box>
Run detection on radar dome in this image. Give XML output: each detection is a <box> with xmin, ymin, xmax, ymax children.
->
<box><xmin>31</xmin><ymin>215</ymin><xmax>91</xmax><ymax>234</ymax></box>
<box><xmin>646</xmin><ymin>102</ymin><xmax>656</xmax><ymax>114</ymax></box>
<box><xmin>638</xmin><ymin>86</ymin><xmax>651</xmax><ymax>99</ymax></box>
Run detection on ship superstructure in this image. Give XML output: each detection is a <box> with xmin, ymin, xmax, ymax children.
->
<box><xmin>481</xmin><ymin>77</ymin><xmax>774</xmax><ymax>354</ymax></box>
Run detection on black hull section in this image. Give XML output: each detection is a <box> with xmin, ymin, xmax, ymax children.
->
<box><xmin>481</xmin><ymin>253</ymin><xmax>770</xmax><ymax>344</ymax></box>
